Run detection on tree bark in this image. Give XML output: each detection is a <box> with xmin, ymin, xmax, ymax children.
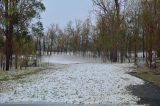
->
<box><xmin>5</xmin><ymin>0</ymin><xmax>14</xmax><ymax>71</ymax></box>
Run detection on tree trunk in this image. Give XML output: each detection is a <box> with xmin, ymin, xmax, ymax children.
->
<box><xmin>43</xmin><ymin>38</ymin><xmax>45</xmax><ymax>55</ymax></box>
<box><xmin>15</xmin><ymin>54</ymin><xmax>18</xmax><ymax>69</ymax></box>
<box><xmin>5</xmin><ymin>0</ymin><xmax>14</xmax><ymax>71</ymax></box>
<box><xmin>0</xmin><ymin>54</ymin><xmax>2</xmax><ymax>69</ymax></box>
<box><xmin>142</xmin><ymin>31</ymin><xmax>145</xmax><ymax>59</ymax></box>
<box><xmin>5</xmin><ymin>33</ymin><xmax>12</xmax><ymax>71</ymax></box>
<box><xmin>50</xmin><ymin>39</ymin><xmax>53</xmax><ymax>55</ymax></box>
<box><xmin>39</xmin><ymin>38</ymin><xmax>41</xmax><ymax>56</ymax></box>
<box><xmin>113</xmin><ymin>47</ymin><xmax>118</xmax><ymax>62</ymax></box>
<box><xmin>5</xmin><ymin>21</ymin><xmax>13</xmax><ymax>71</ymax></box>
<box><xmin>157</xmin><ymin>50</ymin><xmax>160</xmax><ymax>58</ymax></box>
<box><xmin>134</xmin><ymin>44</ymin><xmax>137</xmax><ymax>65</ymax></box>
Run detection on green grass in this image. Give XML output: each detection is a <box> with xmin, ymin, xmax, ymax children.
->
<box><xmin>0</xmin><ymin>65</ymin><xmax>56</xmax><ymax>93</ymax></box>
<box><xmin>0</xmin><ymin>76</ymin><xmax>9</xmax><ymax>81</ymax></box>
<box><xmin>137</xmin><ymin>72</ymin><xmax>160</xmax><ymax>87</ymax></box>
<box><xmin>135</xmin><ymin>66</ymin><xmax>160</xmax><ymax>87</ymax></box>
<box><xmin>0</xmin><ymin>66</ymin><xmax>52</xmax><ymax>82</ymax></box>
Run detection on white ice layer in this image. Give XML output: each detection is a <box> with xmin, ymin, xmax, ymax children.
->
<box><xmin>0</xmin><ymin>55</ymin><xmax>144</xmax><ymax>105</ymax></box>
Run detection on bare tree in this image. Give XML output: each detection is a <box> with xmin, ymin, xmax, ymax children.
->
<box><xmin>48</xmin><ymin>24</ymin><xmax>58</xmax><ymax>55</ymax></box>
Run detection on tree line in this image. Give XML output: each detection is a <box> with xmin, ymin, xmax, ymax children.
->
<box><xmin>91</xmin><ymin>0</ymin><xmax>160</xmax><ymax>67</ymax></box>
<box><xmin>0</xmin><ymin>0</ymin><xmax>160</xmax><ymax>71</ymax></box>
<box><xmin>42</xmin><ymin>0</ymin><xmax>159</xmax><ymax>68</ymax></box>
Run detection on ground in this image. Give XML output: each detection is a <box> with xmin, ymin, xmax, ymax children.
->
<box><xmin>133</xmin><ymin>64</ymin><xmax>160</xmax><ymax>87</ymax></box>
<box><xmin>0</xmin><ymin>54</ymin><xmax>145</xmax><ymax>105</ymax></box>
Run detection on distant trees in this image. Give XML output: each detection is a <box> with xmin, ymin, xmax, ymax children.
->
<box><xmin>48</xmin><ymin>24</ymin><xmax>58</xmax><ymax>55</ymax></box>
<box><xmin>65</xmin><ymin>21</ymin><xmax>82</xmax><ymax>54</ymax></box>
<box><xmin>32</xmin><ymin>0</ymin><xmax>159</xmax><ymax>69</ymax></box>
<box><xmin>45</xmin><ymin>20</ymin><xmax>92</xmax><ymax>56</ymax></box>
<box><xmin>32</xmin><ymin>21</ymin><xmax>44</xmax><ymax>56</ymax></box>
<box><xmin>81</xmin><ymin>19</ymin><xmax>90</xmax><ymax>56</ymax></box>
<box><xmin>1</xmin><ymin>0</ymin><xmax>158</xmax><ymax>70</ymax></box>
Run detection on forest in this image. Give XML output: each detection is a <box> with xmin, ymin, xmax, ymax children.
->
<box><xmin>0</xmin><ymin>0</ymin><xmax>160</xmax><ymax>105</ymax></box>
<box><xmin>0</xmin><ymin>0</ymin><xmax>160</xmax><ymax>71</ymax></box>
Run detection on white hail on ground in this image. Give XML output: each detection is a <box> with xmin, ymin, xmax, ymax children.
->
<box><xmin>0</xmin><ymin>54</ymin><xmax>145</xmax><ymax>105</ymax></box>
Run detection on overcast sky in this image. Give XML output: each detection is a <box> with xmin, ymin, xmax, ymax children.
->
<box><xmin>41</xmin><ymin>0</ymin><xmax>94</xmax><ymax>30</ymax></box>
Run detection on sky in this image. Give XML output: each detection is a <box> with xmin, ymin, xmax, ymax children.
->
<box><xmin>41</xmin><ymin>0</ymin><xmax>94</xmax><ymax>30</ymax></box>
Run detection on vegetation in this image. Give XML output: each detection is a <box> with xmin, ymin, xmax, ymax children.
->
<box><xmin>0</xmin><ymin>66</ymin><xmax>51</xmax><ymax>82</ymax></box>
<box><xmin>133</xmin><ymin>65</ymin><xmax>160</xmax><ymax>87</ymax></box>
<box><xmin>138</xmin><ymin>72</ymin><xmax>160</xmax><ymax>87</ymax></box>
<box><xmin>0</xmin><ymin>0</ymin><xmax>45</xmax><ymax>70</ymax></box>
<box><xmin>43</xmin><ymin>0</ymin><xmax>160</xmax><ymax>68</ymax></box>
<box><xmin>0</xmin><ymin>65</ymin><xmax>52</xmax><ymax>93</ymax></box>
<box><xmin>0</xmin><ymin>0</ymin><xmax>160</xmax><ymax>71</ymax></box>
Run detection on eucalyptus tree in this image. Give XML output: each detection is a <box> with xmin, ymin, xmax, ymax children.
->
<box><xmin>0</xmin><ymin>0</ymin><xmax>45</xmax><ymax>70</ymax></box>
<box><xmin>66</xmin><ymin>21</ymin><xmax>82</xmax><ymax>54</ymax></box>
<box><xmin>57</xmin><ymin>29</ymin><xmax>66</xmax><ymax>53</ymax></box>
<box><xmin>81</xmin><ymin>18</ymin><xmax>90</xmax><ymax>56</ymax></box>
<box><xmin>140</xmin><ymin>0</ymin><xmax>160</xmax><ymax>67</ymax></box>
<box><xmin>47</xmin><ymin>24</ymin><xmax>58</xmax><ymax>55</ymax></box>
<box><xmin>0</xmin><ymin>34</ymin><xmax>4</xmax><ymax>69</ymax></box>
<box><xmin>63</xmin><ymin>28</ymin><xmax>71</xmax><ymax>53</ymax></box>
<box><xmin>92</xmin><ymin>0</ymin><xmax>122</xmax><ymax>62</ymax></box>
<box><xmin>32</xmin><ymin>21</ymin><xmax>44</xmax><ymax>56</ymax></box>
<box><xmin>73</xmin><ymin>20</ymin><xmax>82</xmax><ymax>54</ymax></box>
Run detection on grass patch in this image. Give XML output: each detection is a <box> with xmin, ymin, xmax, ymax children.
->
<box><xmin>137</xmin><ymin>72</ymin><xmax>160</xmax><ymax>87</ymax></box>
<box><xmin>133</xmin><ymin>66</ymin><xmax>160</xmax><ymax>87</ymax></box>
<box><xmin>0</xmin><ymin>64</ymin><xmax>56</xmax><ymax>93</ymax></box>
<box><xmin>0</xmin><ymin>76</ymin><xmax>9</xmax><ymax>81</ymax></box>
<box><xmin>0</xmin><ymin>65</ymin><xmax>52</xmax><ymax>82</ymax></box>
